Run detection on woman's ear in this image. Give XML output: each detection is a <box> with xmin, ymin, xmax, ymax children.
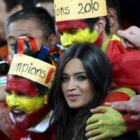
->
<box><xmin>94</xmin><ymin>17</ymin><xmax>106</xmax><ymax>34</ymax></box>
<box><xmin>47</xmin><ymin>34</ymin><xmax>58</xmax><ymax>49</ymax></box>
<box><xmin>44</xmin><ymin>94</ymin><xmax>48</xmax><ymax>104</ymax></box>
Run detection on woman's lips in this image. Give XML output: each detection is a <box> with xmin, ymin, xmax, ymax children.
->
<box><xmin>67</xmin><ymin>94</ymin><xmax>80</xmax><ymax>101</ymax></box>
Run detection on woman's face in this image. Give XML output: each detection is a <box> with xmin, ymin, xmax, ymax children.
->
<box><xmin>61</xmin><ymin>58</ymin><xmax>94</xmax><ymax>109</ymax></box>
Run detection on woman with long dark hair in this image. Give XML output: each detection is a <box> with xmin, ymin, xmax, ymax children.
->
<box><xmin>48</xmin><ymin>43</ymin><xmax>112</xmax><ymax>140</ymax></box>
<box><xmin>48</xmin><ymin>43</ymin><xmax>139</xmax><ymax>140</ymax></box>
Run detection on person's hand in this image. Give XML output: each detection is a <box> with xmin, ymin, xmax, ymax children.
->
<box><xmin>106</xmin><ymin>95</ymin><xmax>140</xmax><ymax>120</ymax></box>
<box><xmin>85</xmin><ymin>106</ymin><xmax>126</xmax><ymax>140</ymax></box>
<box><xmin>118</xmin><ymin>26</ymin><xmax>140</xmax><ymax>49</ymax></box>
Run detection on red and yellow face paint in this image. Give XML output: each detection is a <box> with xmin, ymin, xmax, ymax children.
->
<box><xmin>6</xmin><ymin>91</ymin><xmax>45</xmax><ymax>114</ymax></box>
<box><xmin>6</xmin><ymin>75</ymin><xmax>39</xmax><ymax>97</ymax></box>
<box><xmin>5</xmin><ymin>36</ymin><xmax>55</xmax><ymax>130</ymax></box>
<box><xmin>5</xmin><ymin>75</ymin><xmax>50</xmax><ymax>130</ymax></box>
<box><xmin>60</xmin><ymin>28</ymin><xmax>98</xmax><ymax>47</ymax></box>
<box><xmin>57</xmin><ymin>20</ymin><xmax>99</xmax><ymax>47</ymax></box>
<box><xmin>5</xmin><ymin>42</ymin><xmax>56</xmax><ymax>129</ymax></box>
<box><xmin>6</xmin><ymin>76</ymin><xmax>45</xmax><ymax>114</ymax></box>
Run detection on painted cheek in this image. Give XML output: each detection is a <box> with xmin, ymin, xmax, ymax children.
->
<box><xmin>6</xmin><ymin>94</ymin><xmax>19</xmax><ymax>109</ymax></box>
<box><xmin>6</xmin><ymin>95</ymin><xmax>45</xmax><ymax>114</ymax></box>
<box><xmin>60</xmin><ymin>29</ymin><xmax>98</xmax><ymax>47</ymax></box>
<box><xmin>60</xmin><ymin>32</ymin><xmax>73</xmax><ymax>47</ymax></box>
<box><xmin>88</xmin><ymin>30</ymin><xmax>99</xmax><ymax>43</ymax></box>
<box><xmin>19</xmin><ymin>97</ymin><xmax>45</xmax><ymax>114</ymax></box>
<box><xmin>73</xmin><ymin>29</ymin><xmax>90</xmax><ymax>43</ymax></box>
<box><xmin>73</xmin><ymin>29</ymin><xmax>98</xmax><ymax>43</ymax></box>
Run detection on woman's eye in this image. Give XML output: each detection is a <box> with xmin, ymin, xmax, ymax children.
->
<box><xmin>61</xmin><ymin>76</ymin><xmax>69</xmax><ymax>83</ymax></box>
<box><xmin>77</xmin><ymin>75</ymin><xmax>87</xmax><ymax>81</ymax></box>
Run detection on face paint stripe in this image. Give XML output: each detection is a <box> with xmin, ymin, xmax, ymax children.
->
<box><xmin>60</xmin><ymin>29</ymin><xmax>98</xmax><ymax>47</ymax></box>
<box><xmin>57</xmin><ymin>20</ymin><xmax>88</xmax><ymax>32</ymax></box>
<box><xmin>6</xmin><ymin>75</ymin><xmax>39</xmax><ymax>97</ymax></box>
<box><xmin>45</xmin><ymin>68</ymin><xmax>55</xmax><ymax>84</ymax></box>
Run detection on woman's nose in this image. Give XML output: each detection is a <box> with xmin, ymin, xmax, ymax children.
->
<box><xmin>67</xmin><ymin>78</ymin><xmax>76</xmax><ymax>90</ymax></box>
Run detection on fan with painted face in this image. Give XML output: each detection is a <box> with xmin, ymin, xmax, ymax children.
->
<box><xmin>5</xmin><ymin>36</ymin><xmax>56</xmax><ymax>133</ymax></box>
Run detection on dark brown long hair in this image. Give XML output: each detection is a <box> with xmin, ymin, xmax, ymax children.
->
<box><xmin>48</xmin><ymin>43</ymin><xmax>112</xmax><ymax>140</ymax></box>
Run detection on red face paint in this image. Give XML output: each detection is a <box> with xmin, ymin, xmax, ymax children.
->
<box><xmin>6</xmin><ymin>75</ymin><xmax>39</xmax><ymax>97</ymax></box>
<box><xmin>0</xmin><ymin>103</ymin><xmax>28</xmax><ymax>139</ymax></box>
<box><xmin>94</xmin><ymin>33</ymin><xmax>104</xmax><ymax>47</ymax></box>
<box><xmin>56</xmin><ymin>20</ymin><xmax>88</xmax><ymax>32</ymax></box>
<box><xmin>14</xmin><ymin>105</ymin><xmax>51</xmax><ymax>130</ymax></box>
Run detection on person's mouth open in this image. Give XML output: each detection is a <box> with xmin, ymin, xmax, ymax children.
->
<box><xmin>12</xmin><ymin>109</ymin><xmax>26</xmax><ymax>123</ymax></box>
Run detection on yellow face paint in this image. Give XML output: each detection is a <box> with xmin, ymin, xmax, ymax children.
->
<box><xmin>60</xmin><ymin>28</ymin><xmax>98</xmax><ymax>47</ymax></box>
<box><xmin>6</xmin><ymin>91</ymin><xmax>46</xmax><ymax>114</ymax></box>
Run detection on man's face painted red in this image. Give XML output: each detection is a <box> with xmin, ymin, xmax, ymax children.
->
<box><xmin>6</xmin><ymin>75</ymin><xmax>50</xmax><ymax>130</ymax></box>
<box><xmin>57</xmin><ymin>20</ymin><xmax>102</xmax><ymax>47</ymax></box>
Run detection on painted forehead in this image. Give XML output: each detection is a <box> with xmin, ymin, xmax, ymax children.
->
<box><xmin>56</xmin><ymin>19</ymin><xmax>88</xmax><ymax>32</ymax></box>
<box><xmin>6</xmin><ymin>75</ymin><xmax>39</xmax><ymax>97</ymax></box>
